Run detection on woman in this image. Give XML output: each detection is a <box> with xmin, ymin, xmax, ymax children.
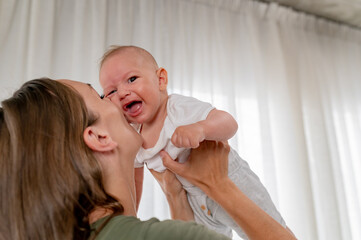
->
<box><xmin>0</xmin><ymin>78</ymin><xmax>295</xmax><ymax>239</ymax></box>
<box><xmin>0</xmin><ymin>79</ymin><xmax>127</xmax><ymax>239</ymax></box>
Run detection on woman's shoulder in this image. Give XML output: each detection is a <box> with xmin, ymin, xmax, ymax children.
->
<box><xmin>91</xmin><ymin>215</ymin><xmax>154</xmax><ymax>239</ymax></box>
<box><xmin>91</xmin><ymin>215</ymin><xmax>230</xmax><ymax>240</ymax></box>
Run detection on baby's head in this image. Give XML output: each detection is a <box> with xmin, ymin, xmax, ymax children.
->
<box><xmin>99</xmin><ymin>46</ymin><xmax>168</xmax><ymax>124</ymax></box>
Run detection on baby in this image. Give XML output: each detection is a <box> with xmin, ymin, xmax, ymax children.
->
<box><xmin>99</xmin><ymin>45</ymin><xmax>286</xmax><ymax>239</ymax></box>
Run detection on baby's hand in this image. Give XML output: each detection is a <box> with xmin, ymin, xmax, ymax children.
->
<box><xmin>171</xmin><ymin>123</ymin><xmax>205</xmax><ymax>148</ymax></box>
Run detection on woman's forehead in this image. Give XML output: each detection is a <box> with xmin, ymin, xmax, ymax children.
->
<box><xmin>58</xmin><ymin>80</ymin><xmax>90</xmax><ymax>94</ymax></box>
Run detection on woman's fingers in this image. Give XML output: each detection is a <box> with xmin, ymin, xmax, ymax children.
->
<box><xmin>160</xmin><ymin>141</ymin><xmax>231</xmax><ymax>194</ymax></box>
<box><xmin>160</xmin><ymin>150</ymin><xmax>187</xmax><ymax>176</ymax></box>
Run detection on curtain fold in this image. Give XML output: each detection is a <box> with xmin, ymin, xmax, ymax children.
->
<box><xmin>1</xmin><ymin>0</ymin><xmax>360</xmax><ymax>239</ymax></box>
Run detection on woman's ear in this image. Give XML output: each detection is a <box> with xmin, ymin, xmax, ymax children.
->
<box><xmin>156</xmin><ymin>67</ymin><xmax>168</xmax><ymax>91</ymax></box>
<box><xmin>83</xmin><ymin>126</ymin><xmax>118</xmax><ymax>152</ymax></box>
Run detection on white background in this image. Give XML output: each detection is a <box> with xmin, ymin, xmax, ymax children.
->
<box><xmin>1</xmin><ymin>0</ymin><xmax>361</xmax><ymax>239</ymax></box>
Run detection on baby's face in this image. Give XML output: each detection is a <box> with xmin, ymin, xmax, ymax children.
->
<box><xmin>99</xmin><ymin>50</ymin><xmax>167</xmax><ymax>124</ymax></box>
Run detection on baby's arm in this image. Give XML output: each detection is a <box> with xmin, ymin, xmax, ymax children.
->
<box><xmin>171</xmin><ymin>109</ymin><xmax>238</xmax><ymax>148</ymax></box>
<box><xmin>135</xmin><ymin>166</ymin><xmax>144</xmax><ymax>212</ymax></box>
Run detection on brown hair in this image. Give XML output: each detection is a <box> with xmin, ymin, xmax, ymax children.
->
<box><xmin>0</xmin><ymin>78</ymin><xmax>122</xmax><ymax>240</ymax></box>
<box><xmin>99</xmin><ymin>45</ymin><xmax>159</xmax><ymax>69</ymax></box>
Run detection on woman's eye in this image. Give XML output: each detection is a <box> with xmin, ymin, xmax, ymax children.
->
<box><xmin>128</xmin><ymin>76</ymin><xmax>137</xmax><ymax>83</ymax></box>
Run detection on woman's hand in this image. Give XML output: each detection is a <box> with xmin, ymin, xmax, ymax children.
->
<box><xmin>150</xmin><ymin>167</ymin><xmax>184</xmax><ymax>199</ymax></box>
<box><xmin>161</xmin><ymin>140</ymin><xmax>230</xmax><ymax>196</ymax></box>
<box><xmin>150</xmin><ymin>166</ymin><xmax>194</xmax><ymax>221</ymax></box>
<box><xmin>151</xmin><ymin>141</ymin><xmax>230</xmax><ymax>222</ymax></box>
<box><xmin>161</xmin><ymin>141</ymin><xmax>296</xmax><ymax>240</ymax></box>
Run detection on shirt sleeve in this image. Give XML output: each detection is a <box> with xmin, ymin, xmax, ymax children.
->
<box><xmin>134</xmin><ymin>161</ymin><xmax>144</xmax><ymax>168</ymax></box>
<box><xmin>167</xmin><ymin>94</ymin><xmax>215</xmax><ymax>126</ymax></box>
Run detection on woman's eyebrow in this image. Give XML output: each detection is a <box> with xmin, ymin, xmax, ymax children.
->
<box><xmin>86</xmin><ymin>83</ymin><xmax>104</xmax><ymax>98</ymax></box>
<box><xmin>86</xmin><ymin>83</ymin><xmax>96</xmax><ymax>92</ymax></box>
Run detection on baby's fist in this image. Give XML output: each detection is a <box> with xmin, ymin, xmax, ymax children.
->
<box><xmin>171</xmin><ymin>123</ymin><xmax>205</xmax><ymax>148</ymax></box>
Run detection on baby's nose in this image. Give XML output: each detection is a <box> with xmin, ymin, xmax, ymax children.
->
<box><xmin>118</xmin><ymin>88</ymin><xmax>130</xmax><ymax>100</ymax></box>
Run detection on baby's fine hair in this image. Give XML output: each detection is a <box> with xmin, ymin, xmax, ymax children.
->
<box><xmin>100</xmin><ymin>45</ymin><xmax>159</xmax><ymax>69</ymax></box>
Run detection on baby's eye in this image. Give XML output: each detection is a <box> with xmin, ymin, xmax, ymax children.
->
<box><xmin>106</xmin><ymin>89</ymin><xmax>117</xmax><ymax>98</ymax></box>
<box><xmin>128</xmin><ymin>76</ymin><xmax>137</xmax><ymax>83</ymax></box>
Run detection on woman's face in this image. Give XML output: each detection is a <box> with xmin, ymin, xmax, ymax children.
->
<box><xmin>60</xmin><ymin>80</ymin><xmax>143</xmax><ymax>163</ymax></box>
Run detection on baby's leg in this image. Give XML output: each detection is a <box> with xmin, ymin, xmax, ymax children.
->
<box><xmin>186</xmin><ymin>188</ymin><xmax>233</xmax><ymax>238</ymax></box>
<box><xmin>211</xmin><ymin>149</ymin><xmax>286</xmax><ymax>239</ymax></box>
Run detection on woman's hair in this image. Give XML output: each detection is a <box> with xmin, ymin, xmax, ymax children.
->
<box><xmin>0</xmin><ymin>78</ymin><xmax>123</xmax><ymax>240</ymax></box>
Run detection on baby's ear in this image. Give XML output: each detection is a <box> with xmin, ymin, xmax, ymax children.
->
<box><xmin>156</xmin><ymin>68</ymin><xmax>168</xmax><ymax>91</ymax></box>
<box><xmin>83</xmin><ymin>126</ymin><xmax>118</xmax><ymax>152</ymax></box>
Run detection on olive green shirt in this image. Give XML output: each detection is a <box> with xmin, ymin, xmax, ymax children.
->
<box><xmin>91</xmin><ymin>215</ymin><xmax>231</xmax><ymax>240</ymax></box>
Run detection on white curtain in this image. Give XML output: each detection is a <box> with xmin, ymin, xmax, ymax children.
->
<box><xmin>1</xmin><ymin>0</ymin><xmax>360</xmax><ymax>239</ymax></box>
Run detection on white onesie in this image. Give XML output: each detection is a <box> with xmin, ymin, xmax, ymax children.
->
<box><xmin>135</xmin><ymin>94</ymin><xmax>286</xmax><ymax>239</ymax></box>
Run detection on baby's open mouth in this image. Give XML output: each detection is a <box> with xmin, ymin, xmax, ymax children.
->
<box><xmin>124</xmin><ymin>101</ymin><xmax>142</xmax><ymax>114</ymax></box>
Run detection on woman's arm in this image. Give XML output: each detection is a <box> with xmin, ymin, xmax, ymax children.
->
<box><xmin>134</xmin><ymin>167</ymin><xmax>144</xmax><ymax>212</ymax></box>
<box><xmin>150</xmin><ymin>168</ymin><xmax>194</xmax><ymax>221</ymax></box>
<box><xmin>161</xmin><ymin>141</ymin><xmax>296</xmax><ymax>240</ymax></box>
